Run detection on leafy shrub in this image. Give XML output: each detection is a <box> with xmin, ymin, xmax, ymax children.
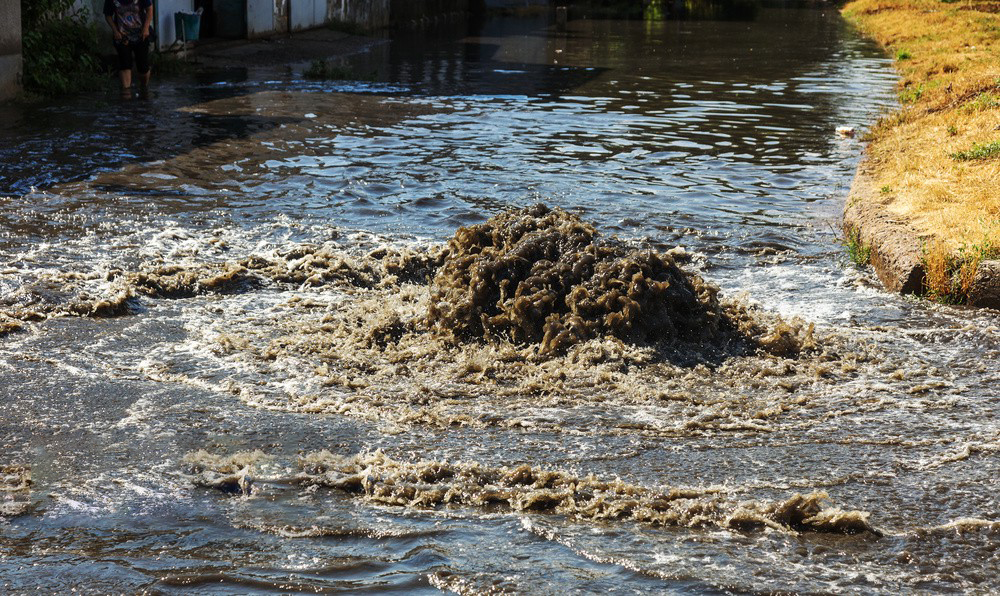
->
<box><xmin>22</xmin><ymin>0</ymin><xmax>108</xmax><ymax>96</ymax></box>
<box><xmin>965</xmin><ymin>91</ymin><xmax>1000</xmax><ymax>112</ymax></box>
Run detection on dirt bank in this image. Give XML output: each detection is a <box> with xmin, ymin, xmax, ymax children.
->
<box><xmin>845</xmin><ymin>162</ymin><xmax>1000</xmax><ymax>307</ymax></box>
<box><xmin>842</xmin><ymin>0</ymin><xmax>1000</xmax><ymax>307</ymax></box>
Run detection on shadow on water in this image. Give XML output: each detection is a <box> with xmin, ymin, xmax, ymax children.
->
<box><xmin>0</xmin><ymin>79</ymin><xmax>299</xmax><ymax>197</ymax></box>
<box><xmin>564</xmin><ymin>0</ymin><xmax>759</xmax><ymax>21</ymax></box>
<box><xmin>0</xmin><ymin>14</ymin><xmax>600</xmax><ymax>198</ymax></box>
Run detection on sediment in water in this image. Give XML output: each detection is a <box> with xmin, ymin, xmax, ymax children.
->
<box><xmin>0</xmin><ymin>273</ymin><xmax>136</xmax><ymax>320</ymax></box>
<box><xmin>428</xmin><ymin>204</ymin><xmax>741</xmax><ymax>354</ymax></box>
<box><xmin>10</xmin><ymin>206</ymin><xmax>894</xmax><ymax>435</ymax></box>
<box><xmin>2</xmin><ymin>205</ymin><xmax>814</xmax><ymax>362</ymax></box>
<box><xmin>0</xmin><ymin>465</ymin><xmax>32</xmax><ymax>517</ymax></box>
<box><xmin>0</xmin><ymin>316</ymin><xmax>23</xmax><ymax>337</ymax></box>
<box><xmin>427</xmin><ymin>205</ymin><xmax>813</xmax><ymax>360</ymax></box>
<box><xmin>184</xmin><ymin>450</ymin><xmax>880</xmax><ymax>536</ymax></box>
<box><xmin>0</xmin><ymin>243</ymin><xmax>445</xmax><ymax>324</ymax></box>
<box><xmin>123</xmin><ymin>207</ymin><xmax>899</xmax><ymax>434</ymax></box>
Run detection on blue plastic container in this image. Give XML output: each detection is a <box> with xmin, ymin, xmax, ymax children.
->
<box><xmin>174</xmin><ymin>12</ymin><xmax>201</xmax><ymax>42</ymax></box>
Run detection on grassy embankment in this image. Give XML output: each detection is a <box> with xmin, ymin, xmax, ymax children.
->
<box><xmin>842</xmin><ymin>0</ymin><xmax>1000</xmax><ymax>302</ymax></box>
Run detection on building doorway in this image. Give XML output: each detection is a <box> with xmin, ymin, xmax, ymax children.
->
<box><xmin>195</xmin><ymin>0</ymin><xmax>247</xmax><ymax>39</ymax></box>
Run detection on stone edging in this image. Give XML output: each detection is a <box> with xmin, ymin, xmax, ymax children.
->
<box><xmin>843</xmin><ymin>160</ymin><xmax>1000</xmax><ymax>308</ymax></box>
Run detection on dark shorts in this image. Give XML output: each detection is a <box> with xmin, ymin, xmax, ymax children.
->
<box><xmin>114</xmin><ymin>38</ymin><xmax>150</xmax><ymax>74</ymax></box>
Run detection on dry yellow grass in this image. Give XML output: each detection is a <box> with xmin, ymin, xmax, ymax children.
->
<box><xmin>843</xmin><ymin>0</ymin><xmax>1000</xmax><ymax>299</ymax></box>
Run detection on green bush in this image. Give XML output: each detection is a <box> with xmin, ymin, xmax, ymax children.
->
<box><xmin>22</xmin><ymin>0</ymin><xmax>108</xmax><ymax>96</ymax></box>
<box><xmin>899</xmin><ymin>83</ymin><xmax>924</xmax><ymax>104</ymax></box>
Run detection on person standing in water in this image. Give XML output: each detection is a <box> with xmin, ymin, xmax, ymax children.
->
<box><xmin>104</xmin><ymin>0</ymin><xmax>154</xmax><ymax>96</ymax></box>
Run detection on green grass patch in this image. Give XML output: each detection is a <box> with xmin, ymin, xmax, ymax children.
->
<box><xmin>899</xmin><ymin>83</ymin><xmax>924</xmax><ymax>104</ymax></box>
<box><xmin>844</xmin><ymin>228</ymin><xmax>873</xmax><ymax>267</ymax></box>
<box><xmin>959</xmin><ymin>238</ymin><xmax>1000</xmax><ymax>262</ymax></box>
<box><xmin>964</xmin><ymin>91</ymin><xmax>1000</xmax><ymax>112</ymax></box>
<box><xmin>950</xmin><ymin>140</ymin><xmax>1000</xmax><ymax>161</ymax></box>
<box><xmin>921</xmin><ymin>237</ymin><xmax>999</xmax><ymax>304</ymax></box>
<box><xmin>895</xmin><ymin>49</ymin><xmax>912</xmax><ymax>61</ymax></box>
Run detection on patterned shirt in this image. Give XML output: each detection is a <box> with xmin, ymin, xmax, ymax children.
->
<box><xmin>104</xmin><ymin>0</ymin><xmax>153</xmax><ymax>43</ymax></box>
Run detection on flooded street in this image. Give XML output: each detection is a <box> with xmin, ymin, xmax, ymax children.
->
<box><xmin>3</xmin><ymin>5</ymin><xmax>1000</xmax><ymax>593</ymax></box>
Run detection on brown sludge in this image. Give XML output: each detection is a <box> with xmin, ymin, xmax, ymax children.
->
<box><xmin>185</xmin><ymin>450</ymin><xmax>880</xmax><ymax>536</ymax></box>
<box><xmin>429</xmin><ymin>205</ymin><xmax>763</xmax><ymax>357</ymax></box>
<box><xmin>14</xmin><ymin>205</ymin><xmax>854</xmax><ymax>434</ymax></box>
<box><xmin>0</xmin><ymin>243</ymin><xmax>443</xmax><ymax>323</ymax></box>
<box><xmin>135</xmin><ymin>205</ymin><xmax>862</xmax><ymax>434</ymax></box>
<box><xmin>2</xmin><ymin>205</ymin><xmax>813</xmax><ymax>364</ymax></box>
<box><xmin>0</xmin><ymin>465</ymin><xmax>32</xmax><ymax>517</ymax></box>
<box><xmin>0</xmin><ymin>274</ymin><xmax>135</xmax><ymax>320</ymax></box>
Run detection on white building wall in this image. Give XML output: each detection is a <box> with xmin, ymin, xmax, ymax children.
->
<box><xmin>156</xmin><ymin>0</ymin><xmax>196</xmax><ymax>49</ymax></box>
<box><xmin>68</xmin><ymin>0</ymin><xmax>465</xmax><ymax>50</ymax></box>
<box><xmin>290</xmin><ymin>0</ymin><xmax>318</xmax><ymax>31</ymax></box>
<box><xmin>248</xmin><ymin>0</ymin><xmax>289</xmax><ymax>38</ymax></box>
<box><xmin>0</xmin><ymin>0</ymin><xmax>21</xmax><ymax>100</ymax></box>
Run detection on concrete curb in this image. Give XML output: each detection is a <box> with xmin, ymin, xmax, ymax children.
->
<box><xmin>843</xmin><ymin>159</ymin><xmax>1000</xmax><ymax>308</ymax></box>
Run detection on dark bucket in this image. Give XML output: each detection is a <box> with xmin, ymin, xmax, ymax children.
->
<box><xmin>174</xmin><ymin>12</ymin><xmax>201</xmax><ymax>42</ymax></box>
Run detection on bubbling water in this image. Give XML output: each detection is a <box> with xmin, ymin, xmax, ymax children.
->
<box><xmin>428</xmin><ymin>204</ymin><xmax>814</xmax><ymax>361</ymax></box>
<box><xmin>0</xmin><ymin>466</ymin><xmax>32</xmax><ymax>518</ymax></box>
<box><xmin>428</xmin><ymin>204</ymin><xmax>738</xmax><ymax>353</ymax></box>
<box><xmin>183</xmin><ymin>449</ymin><xmax>880</xmax><ymax>536</ymax></box>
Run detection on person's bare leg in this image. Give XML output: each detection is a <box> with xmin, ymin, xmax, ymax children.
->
<box><xmin>137</xmin><ymin>69</ymin><xmax>151</xmax><ymax>98</ymax></box>
<box><xmin>119</xmin><ymin>69</ymin><xmax>132</xmax><ymax>91</ymax></box>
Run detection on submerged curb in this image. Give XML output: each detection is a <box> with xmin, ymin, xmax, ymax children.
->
<box><xmin>843</xmin><ymin>161</ymin><xmax>1000</xmax><ymax>308</ymax></box>
<box><xmin>967</xmin><ymin>260</ymin><xmax>1000</xmax><ymax>309</ymax></box>
<box><xmin>843</xmin><ymin>161</ymin><xmax>925</xmax><ymax>294</ymax></box>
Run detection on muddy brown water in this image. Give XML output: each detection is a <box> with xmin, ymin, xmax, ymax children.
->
<box><xmin>3</xmin><ymin>6</ymin><xmax>1000</xmax><ymax>594</ymax></box>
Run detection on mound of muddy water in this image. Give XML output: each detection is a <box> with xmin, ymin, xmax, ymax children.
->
<box><xmin>1</xmin><ymin>205</ymin><xmax>811</xmax><ymax>368</ymax></box>
<box><xmin>114</xmin><ymin>210</ymin><xmax>854</xmax><ymax>434</ymax></box>
<box><xmin>428</xmin><ymin>205</ymin><xmax>739</xmax><ymax>353</ymax></box>
<box><xmin>3</xmin><ymin>209</ymin><xmax>846</xmax><ymax>435</ymax></box>
<box><xmin>428</xmin><ymin>205</ymin><xmax>810</xmax><ymax>360</ymax></box>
